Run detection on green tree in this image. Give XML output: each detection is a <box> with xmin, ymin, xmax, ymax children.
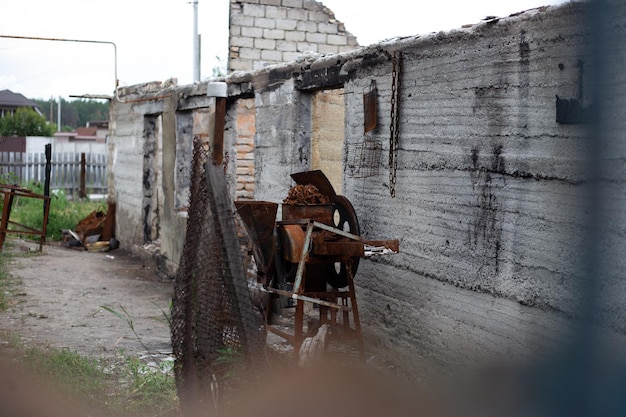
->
<box><xmin>33</xmin><ymin>98</ymin><xmax>109</xmax><ymax>130</ymax></box>
<box><xmin>0</xmin><ymin>107</ymin><xmax>55</xmax><ymax>136</ymax></box>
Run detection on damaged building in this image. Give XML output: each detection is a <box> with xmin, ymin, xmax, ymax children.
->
<box><xmin>107</xmin><ymin>0</ymin><xmax>626</xmax><ymax>376</ymax></box>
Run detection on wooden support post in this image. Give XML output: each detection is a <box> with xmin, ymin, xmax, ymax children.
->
<box><xmin>346</xmin><ymin>263</ymin><xmax>365</xmax><ymax>361</ymax></box>
<box><xmin>0</xmin><ymin>190</ymin><xmax>15</xmax><ymax>250</ymax></box>
<box><xmin>42</xmin><ymin>144</ymin><xmax>52</xmax><ymax>250</ymax></box>
<box><xmin>212</xmin><ymin>97</ymin><xmax>226</xmax><ymax>166</ymax></box>
<box><xmin>79</xmin><ymin>152</ymin><xmax>86</xmax><ymax>198</ymax></box>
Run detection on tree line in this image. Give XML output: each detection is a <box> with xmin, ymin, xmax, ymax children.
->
<box><xmin>33</xmin><ymin>97</ymin><xmax>109</xmax><ymax>132</ymax></box>
<box><xmin>0</xmin><ymin>98</ymin><xmax>109</xmax><ymax>137</ymax></box>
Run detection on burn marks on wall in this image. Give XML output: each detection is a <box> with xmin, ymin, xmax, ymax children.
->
<box><xmin>468</xmin><ymin>144</ymin><xmax>505</xmax><ymax>280</ymax></box>
<box><xmin>143</xmin><ymin>115</ymin><xmax>162</xmax><ymax>243</ymax></box>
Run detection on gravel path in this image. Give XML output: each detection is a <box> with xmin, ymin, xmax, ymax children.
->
<box><xmin>0</xmin><ymin>239</ymin><xmax>173</xmax><ymax>359</ymax></box>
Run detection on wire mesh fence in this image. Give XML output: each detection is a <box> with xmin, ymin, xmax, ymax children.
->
<box><xmin>170</xmin><ymin>137</ymin><xmax>266</xmax><ymax>416</ymax></box>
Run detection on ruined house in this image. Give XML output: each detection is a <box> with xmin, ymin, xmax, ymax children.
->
<box><xmin>108</xmin><ymin>0</ymin><xmax>626</xmax><ymax>376</ymax></box>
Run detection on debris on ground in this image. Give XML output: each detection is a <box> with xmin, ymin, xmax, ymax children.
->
<box><xmin>62</xmin><ymin>202</ymin><xmax>118</xmax><ymax>251</ymax></box>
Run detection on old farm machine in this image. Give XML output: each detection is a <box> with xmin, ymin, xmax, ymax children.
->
<box><xmin>235</xmin><ymin>170</ymin><xmax>399</xmax><ymax>363</ymax></box>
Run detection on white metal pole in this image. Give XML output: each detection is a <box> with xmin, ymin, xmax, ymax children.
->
<box><xmin>193</xmin><ymin>0</ymin><xmax>200</xmax><ymax>82</ymax></box>
<box><xmin>57</xmin><ymin>96</ymin><xmax>61</xmax><ymax>132</ymax></box>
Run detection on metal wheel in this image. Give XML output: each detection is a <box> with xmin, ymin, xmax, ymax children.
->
<box><xmin>327</xmin><ymin>195</ymin><xmax>360</xmax><ymax>289</ymax></box>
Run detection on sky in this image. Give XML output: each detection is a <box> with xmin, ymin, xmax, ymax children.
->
<box><xmin>0</xmin><ymin>0</ymin><xmax>569</xmax><ymax>101</ymax></box>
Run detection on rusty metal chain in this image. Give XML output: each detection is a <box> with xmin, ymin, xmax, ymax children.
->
<box><xmin>389</xmin><ymin>51</ymin><xmax>402</xmax><ymax>198</ymax></box>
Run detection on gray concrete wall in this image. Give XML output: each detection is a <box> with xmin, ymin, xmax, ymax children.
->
<box><xmin>228</xmin><ymin>0</ymin><xmax>359</xmax><ymax>72</ymax></box>
<box><xmin>339</xmin><ymin>2</ymin><xmax>626</xmax><ymax>375</ymax></box>
<box><xmin>108</xmin><ymin>1</ymin><xmax>626</xmax><ymax>377</ymax></box>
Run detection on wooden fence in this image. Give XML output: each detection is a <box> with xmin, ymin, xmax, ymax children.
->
<box><xmin>0</xmin><ymin>152</ymin><xmax>107</xmax><ymax>197</ymax></box>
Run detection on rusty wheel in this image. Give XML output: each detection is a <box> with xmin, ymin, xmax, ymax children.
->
<box><xmin>327</xmin><ymin>195</ymin><xmax>360</xmax><ymax>289</ymax></box>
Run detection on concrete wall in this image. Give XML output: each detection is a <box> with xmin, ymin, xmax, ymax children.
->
<box><xmin>108</xmin><ymin>1</ymin><xmax>626</xmax><ymax>377</ymax></box>
<box><xmin>341</xmin><ymin>2</ymin><xmax>626</xmax><ymax>376</ymax></box>
<box><xmin>228</xmin><ymin>0</ymin><xmax>359</xmax><ymax>72</ymax></box>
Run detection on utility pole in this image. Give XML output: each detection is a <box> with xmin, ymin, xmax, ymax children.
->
<box><xmin>193</xmin><ymin>0</ymin><xmax>200</xmax><ymax>82</ymax></box>
<box><xmin>57</xmin><ymin>96</ymin><xmax>61</xmax><ymax>132</ymax></box>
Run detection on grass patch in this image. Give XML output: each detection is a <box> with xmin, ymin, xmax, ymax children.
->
<box><xmin>7</xmin><ymin>182</ymin><xmax>105</xmax><ymax>241</ymax></box>
<box><xmin>0</xmin><ymin>251</ymin><xmax>19</xmax><ymax>311</ymax></box>
<box><xmin>6</xmin><ymin>339</ymin><xmax>180</xmax><ymax>417</ymax></box>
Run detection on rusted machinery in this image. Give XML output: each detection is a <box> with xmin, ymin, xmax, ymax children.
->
<box><xmin>235</xmin><ymin>170</ymin><xmax>399</xmax><ymax>363</ymax></box>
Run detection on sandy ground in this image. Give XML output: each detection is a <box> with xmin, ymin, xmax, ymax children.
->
<box><xmin>0</xmin><ymin>239</ymin><xmax>173</xmax><ymax>359</ymax></box>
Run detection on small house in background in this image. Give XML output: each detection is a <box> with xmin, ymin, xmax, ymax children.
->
<box><xmin>0</xmin><ymin>89</ymin><xmax>42</xmax><ymax>117</ymax></box>
<box><xmin>54</xmin><ymin>120</ymin><xmax>108</xmax><ymax>145</ymax></box>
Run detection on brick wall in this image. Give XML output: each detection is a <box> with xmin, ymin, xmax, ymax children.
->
<box><xmin>228</xmin><ymin>0</ymin><xmax>359</xmax><ymax>72</ymax></box>
<box><xmin>234</xmin><ymin>98</ymin><xmax>256</xmax><ymax>200</ymax></box>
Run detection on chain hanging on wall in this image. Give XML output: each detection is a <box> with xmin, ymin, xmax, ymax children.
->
<box><xmin>389</xmin><ymin>51</ymin><xmax>402</xmax><ymax>198</ymax></box>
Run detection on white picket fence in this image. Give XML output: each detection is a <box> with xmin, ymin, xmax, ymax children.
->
<box><xmin>0</xmin><ymin>152</ymin><xmax>107</xmax><ymax>196</ymax></box>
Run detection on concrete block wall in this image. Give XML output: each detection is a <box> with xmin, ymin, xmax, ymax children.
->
<box><xmin>338</xmin><ymin>2</ymin><xmax>626</xmax><ymax>375</ymax></box>
<box><xmin>107</xmin><ymin>1</ymin><xmax>626</xmax><ymax>378</ymax></box>
<box><xmin>228</xmin><ymin>0</ymin><xmax>359</xmax><ymax>72</ymax></box>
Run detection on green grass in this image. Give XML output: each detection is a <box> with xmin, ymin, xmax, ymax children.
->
<box><xmin>7</xmin><ymin>182</ymin><xmax>105</xmax><ymax>241</ymax></box>
<box><xmin>8</xmin><ymin>341</ymin><xmax>180</xmax><ymax>417</ymax></box>
<box><xmin>0</xmin><ymin>252</ymin><xmax>19</xmax><ymax>311</ymax></box>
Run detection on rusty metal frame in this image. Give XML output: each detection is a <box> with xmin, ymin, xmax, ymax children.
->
<box><xmin>266</xmin><ymin>219</ymin><xmax>398</xmax><ymax>363</ymax></box>
<box><xmin>0</xmin><ymin>184</ymin><xmax>51</xmax><ymax>251</ymax></box>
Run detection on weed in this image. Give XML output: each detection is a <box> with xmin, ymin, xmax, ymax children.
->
<box><xmin>100</xmin><ymin>305</ymin><xmax>150</xmax><ymax>351</ymax></box>
<box><xmin>19</xmin><ymin>344</ymin><xmax>109</xmax><ymax>408</ymax></box>
<box><xmin>1</xmin><ymin>337</ymin><xmax>180</xmax><ymax>417</ymax></box>
<box><xmin>0</xmin><ymin>252</ymin><xmax>21</xmax><ymax>311</ymax></box>
<box><xmin>121</xmin><ymin>355</ymin><xmax>178</xmax><ymax>415</ymax></box>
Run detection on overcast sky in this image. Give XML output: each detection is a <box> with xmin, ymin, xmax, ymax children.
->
<box><xmin>0</xmin><ymin>0</ymin><xmax>568</xmax><ymax>101</ymax></box>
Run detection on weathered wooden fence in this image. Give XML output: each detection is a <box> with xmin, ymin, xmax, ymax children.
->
<box><xmin>0</xmin><ymin>152</ymin><xmax>107</xmax><ymax>197</ymax></box>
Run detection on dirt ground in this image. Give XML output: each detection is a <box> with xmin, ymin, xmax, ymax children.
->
<box><xmin>0</xmin><ymin>239</ymin><xmax>173</xmax><ymax>359</ymax></box>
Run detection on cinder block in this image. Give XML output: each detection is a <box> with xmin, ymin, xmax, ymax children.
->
<box><xmin>297</xmin><ymin>42</ymin><xmax>318</xmax><ymax>52</ymax></box>
<box><xmin>255</xmin><ymin>38</ymin><xmax>276</xmax><ymax>50</ymax></box>
<box><xmin>255</xmin><ymin>17</ymin><xmax>276</xmax><ymax>29</ymax></box>
<box><xmin>285</xmin><ymin>31</ymin><xmax>306</xmax><ymax>42</ymax></box>
<box><xmin>318</xmin><ymin>22</ymin><xmax>338</xmax><ymax>34</ymax></box>
<box><xmin>327</xmin><ymin>34</ymin><xmax>348</xmax><ymax>46</ymax></box>
<box><xmin>239</xmin><ymin>47</ymin><xmax>261</xmax><ymax>60</ymax></box>
<box><xmin>282</xmin><ymin>0</ymin><xmax>303</xmax><ymax>8</ymax></box>
<box><xmin>242</xmin><ymin>26</ymin><xmax>263</xmax><ymax>38</ymax></box>
<box><xmin>303</xmin><ymin>0</ymin><xmax>322</xmax><ymax>11</ymax></box>
<box><xmin>264</xmin><ymin>29</ymin><xmax>286</xmax><ymax>40</ymax></box>
<box><xmin>243</xmin><ymin>3</ymin><xmax>265</xmax><ymax>17</ymax></box>
<box><xmin>230</xmin><ymin>14</ymin><xmax>254</xmax><ymax>26</ymax></box>
<box><xmin>287</xmin><ymin>8</ymin><xmax>307</xmax><ymax>21</ymax></box>
<box><xmin>265</xmin><ymin>5</ymin><xmax>287</xmax><ymax>19</ymax></box>
<box><xmin>230</xmin><ymin>36</ymin><xmax>254</xmax><ymax>48</ymax></box>
<box><xmin>259</xmin><ymin>0</ymin><xmax>281</xmax><ymax>5</ymax></box>
<box><xmin>308</xmin><ymin>10</ymin><xmax>327</xmax><ymax>22</ymax></box>
<box><xmin>296</xmin><ymin>20</ymin><xmax>317</xmax><ymax>33</ymax></box>
<box><xmin>261</xmin><ymin>49</ymin><xmax>283</xmax><ymax>61</ymax></box>
<box><xmin>276</xmin><ymin>40</ymin><xmax>297</xmax><ymax>52</ymax></box>
<box><xmin>276</xmin><ymin>18</ymin><xmax>298</xmax><ymax>30</ymax></box>
<box><xmin>229</xmin><ymin>60</ymin><xmax>253</xmax><ymax>71</ymax></box>
<box><xmin>305</xmin><ymin>32</ymin><xmax>326</xmax><ymax>44</ymax></box>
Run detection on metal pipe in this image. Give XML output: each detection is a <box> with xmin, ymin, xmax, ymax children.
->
<box><xmin>192</xmin><ymin>0</ymin><xmax>200</xmax><ymax>82</ymax></box>
<box><xmin>0</xmin><ymin>34</ymin><xmax>118</xmax><ymax>98</ymax></box>
<box><xmin>292</xmin><ymin>220</ymin><xmax>314</xmax><ymax>294</ymax></box>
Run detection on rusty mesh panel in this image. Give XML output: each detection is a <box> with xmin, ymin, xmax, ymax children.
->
<box><xmin>171</xmin><ymin>137</ymin><xmax>265</xmax><ymax>414</ymax></box>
